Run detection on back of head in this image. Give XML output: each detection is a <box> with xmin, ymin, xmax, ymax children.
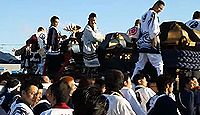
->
<box><xmin>192</xmin><ymin>11</ymin><xmax>200</xmax><ymax>19</ymax></box>
<box><xmin>105</xmin><ymin>69</ymin><xmax>124</xmax><ymax>93</ymax></box>
<box><xmin>60</xmin><ymin>76</ymin><xmax>74</xmax><ymax>85</ymax></box>
<box><xmin>134</xmin><ymin>19</ymin><xmax>141</xmax><ymax>26</ymax></box>
<box><xmin>156</xmin><ymin>75</ymin><xmax>174</xmax><ymax>92</ymax></box>
<box><xmin>37</xmin><ymin>27</ymin><xmax>44</xmax><ymax>32</ymax></box>
<box><xmin>5</xmin><ymin>78</ymin><xmax>20</xmax><ymax>89</ymax></box>
<box><xmin>5</xmin><ymin>78</ymin><xmax>21</xmax><ymax>93</ymax></box>
<box><xmin>51</xmin><ymin>81</ymin><xmax>70</xmax><ymax>104</ymax></box>
<box><xmin>72</xmin><ymin>86</ymin><xmax>108</xmax><ymax>115</ymax></box>
<box><xmin>179</xmin><ymin>76</ymin><xmax>193</xmax><ymax>91</ymax></box>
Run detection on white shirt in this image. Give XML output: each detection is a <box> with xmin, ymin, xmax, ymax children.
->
<box><xmin>185</xmin><ymin>19</ymin><xmax>200</xmax><ymax>31</ymax></box>
<box><xmin>135</xmin><ymin>85</ymin><xmax>156</xmax><ymax>113</ymax></box>
<box><xmin>82</xmin><ymin>25</ymin><xmax>104</xmax><ymax>67</ymax></box>
<box><xmin>9</xmin><ymin>100</ymin><xmax>34</xmax><ymax>115</ymax></box>
<box><xmin>40</xmin><ymin>108</ymin><xmax>74</xmax><ymax>115</ymax></box>
<box><xmin>103</xmin><ymin>93</ymin><xmax>136</xmax><ymax>115</ymax></box>
<box><xmin>121</xmin><ymin>87</ymin><xmax>146</xmax><ymax>115</ymax></box>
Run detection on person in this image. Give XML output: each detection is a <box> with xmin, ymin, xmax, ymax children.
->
<box><xmin>72</xmin><ymin>86</ymin><xmax>108</xmax><ymax>115</ymax></box>
<box><xmin>131</xmin><ymin>0</ymin><xmax>165</xmax><ymax>79</ymax></box>
<box><xmin>177</xmin><ymin>76</ymin><xmax>195</xmax><ymax>115</ymax></box>
<box><xmin>120</xmin><ymin>72</ymin><xmax>146</xmax><ymax>115</ymax></box>
<box><xmin>0</xmin><ymin>78</ymin><xmax>21</xmax><ymax>113</ymax></box>
<box><xmin>185</xmin><ymin>11</ymin><xmax>200</xmax><ymax>31</ymax></box>
<box><xmin>82</xmin><ymin>12</ymin><xmax>105</xmax><ymax>77</ymax></box>
<box><xmin>26</xmin><ymin>27</ymin><xmax>46</xmax><ymax>53</ymax></box>
<box><xmin>132</xmin><ymin>73</ymin><xmax>155</xmax><ymax>113</ymax></box>
<box><xmin>32</xmin><ymin>83</ymin><xmax>43</xmax><ymax>108</ymax></box>
<box><xmin>127</xmin><ymin>19</ymin><xmax>141</xmax><ymax>42</ymax></box>
<box><xmin>103</xmin><ymin>69</ymin><xmax>136</xmax><ymax>115</ymax></box>
<box><xmin>33</xmin><ymin>84</ymin><xmax>52</xmax><ymax>115</ymax></box>
<box><xmin>40</xmin><ymin>81</ymin><xmax>73</xmax><ymax>115</ymax></box>
<box><xmin>191</xmin><ymin>76</ymin><xmax>200</xmax><ymax>115</ymax></box>
<box><xmin>9</xmin><ymin>80</ymin><xmax>39</xmax><ymax>115</ymax></box>
<box><xmin>59</xmin><ymin>76</ymin><xmax>77</xmax><ymax>108</ymax></box>
<box><xmin>146</xmin><ymin>75</ymin><xmax>179</xmax><ymax>115</ymax></box>
<box><xmin>25</xmin><ymin>27</ymin><xmax>46</xmax><ymax>74</ymax></box>
<box><xmin>46</xmin><ymin>15</ymin><xmax>61</xmax><ymax>52</ymax></box>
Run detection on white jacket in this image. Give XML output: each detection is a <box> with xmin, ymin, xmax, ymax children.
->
<box><xmin>121</xmin><ymin>87</ymin><xmax>146</xmax><ymax>115</ymax></box>
<box><xmin>135</xmin><ymin>85</ymin><xmax>155</xmax><ymax>113</ymax></box>
<box><xmin>103</xmin><ymin>93</ymin><xmax>136</xmax><ymax>115</ymax></box>
<box><xmin>82</xmin><ymin>25</ymin><xmax>104</xmax><ymax>67</ymax></box>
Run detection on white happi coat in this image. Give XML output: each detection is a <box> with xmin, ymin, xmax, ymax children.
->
<box><xmin>82</xmin><ymin>25</ymin><xmax>104</xmax><ymax>67</ymax></box>
<box><xmin>137</xmin><ymin>9</ymin><xmax>160</xmax><ymax>53</ymax></box>
<box><xmin>186</xmin><ymin>19</ymin><xmax>200</xmax><ymax>31</ymax></box>
<box><xmin>121</xmin><ymin>87</ymin><xmax>146</xmax><ymax>115</ymax></box>
<box><xmin>103</xmin><ymin>93</ymin><xmax>136</xmax><ymax>115</ymax></box>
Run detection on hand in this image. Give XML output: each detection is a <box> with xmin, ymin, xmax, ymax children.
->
<box><xmin>151</xmin><ymin>36</ymin><xmax>160</xmax><ymax>48</ymax></box>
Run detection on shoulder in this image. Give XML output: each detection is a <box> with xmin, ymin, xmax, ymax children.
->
<box><xmin>41</xmin><ymin>108</ymin><xmax>74</xmax><ymax>115</ymax></box>
<box><xmin>10</xmin><ymin>102</ymin><xmax>33</xmax><ymax>115</ymax></box>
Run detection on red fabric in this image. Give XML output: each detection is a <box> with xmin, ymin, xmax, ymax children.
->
<box><xmin>59</xmin><ymin>51</ymin><xmax>72</xmax><ymax>73</ymax></box>
<box><xmin>53</xmin><ymin>102</ymin><xmax>70</xmax><ymax>109</ymax></box>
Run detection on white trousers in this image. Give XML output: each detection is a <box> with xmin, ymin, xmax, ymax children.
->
<box><xmin>131</xmin><ymin>53</ymin><xmax>163</xmax><ymax>79</ymax></box>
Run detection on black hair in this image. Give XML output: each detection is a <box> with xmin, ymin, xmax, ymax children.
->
<box><xmin>123</xmin><ymin>71</ymin><xmax>131</xmax><ymax>83</ymax></box>
<box><xmin>37</xmin><ymin>27</ymin><xmax>44</xmax><ymax>32</ymax></box>
<box><xmin>50</xmin><ymin>16</ymin><xmax>59</xmax><ymax>23</ymax></box>
<box><xmin>72</xmin><ymin>86</ymin><xmax>108</xmax><ymax>115</ymax></box>
<box><xmin>154</xmin><ymin>0</ymin><xmax>165</xmax><ymax>7</ymax></box>
<box><xmin>179</xmin><ymin>76</ymin><xmax>193</xmax><ymax>91</ymax></box>
<box><xmin>134</xmin><ymin>19</ymin><xmax>141</xmax><ymax>26</ymax></box>
<box><xmin>88</xmin><ymin>12</ymin><xmax>97</xmax><ymax>19</ymax></box>
<box><xmin>104</xmin><ymin>69</ymin><xmax>124</xmax><ymax>94</ymax></box>
<box><xmin>156</xmin><ymin>75</ymin><xmax>174</xmax><ymax>92</ymax></box>
<box><xmin>192</xmin><ymin>11</ymin><xmax>200</xmax><ymax>19</ymax></box>
<box><xmin>20</xmin><ymin>80</ymin><xmax>38</xmax><ymax>95</ymax></box>
<box><xmin>50</xmin><ymin>81</ymin><xmax>70</xmax><ymax>104</ymax></box>
<box><xmin>132</xmin><ymin>73</ymin><xmax>149</xmax><ymax>85</ymax></box>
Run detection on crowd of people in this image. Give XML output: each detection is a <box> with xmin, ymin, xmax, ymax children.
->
<box><xmin>0</xmin><ymin>0</ymin><xmax>200</xmax><ymax>115</ymax></box>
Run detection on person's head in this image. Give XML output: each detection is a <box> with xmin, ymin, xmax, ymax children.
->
<box><xmin>50</xmin><ymin>16</ymin><xmax>59</xmax><ymax>27</ymax></box>
<box><xmin>32</xmin><ymin>83</ymin><xmax>43</xmax><ymax>107</ymax></box>
<box><xmin>60</xmin><ymin>76</ymin><xmax>77</xmax><ymax>96</ymax></box>
<box><xmin>179</xmin><ymin>76</ymin><xmax>194</xmax><ymax>91</ymax></box>
<box><xmin>132</xmin><ymin>73</ymin><xmax>148</xmax><ymax>87</ymax></box>
<box><xmin>152</xmin><ymin>0</ymin><xmax>165</xmax><ymax>14</ymax></box>
<box><xmin>192</xmin><ymin>11</ymin><xmax>200</xmax><ymax>19</ymax></box>
<box><xmin>95</xmin><ymin>78</ymin><xmax>106</xmax><ymax>93</ymax></box>
<box><xmin>20</xmin><ymin>81</ymin><xmax>39</xmax><ymax>106</ymax></box>
<box><xmin>88</xmin><ymin>12</ymin><xmax>97</xmax><ymax>29</ymax></box>
<box><xmin>123</xmin><ymin>72</ymin><xmax>132</xmax><ymax>89</ymax></box>
<box><xmin>72</xmin><ymin>86</ymin><xmax>108</xmax><ymax>115</ymax></box>
<box><xmin>5</xmin><ymin>78</ymin><xmax>21</xmax><ymax>94</ymax></box>
<box><xmin>134</xmin><ymin>19</ymin><xmax>141</xmax><ymax>27</ymax></box>
<box><xmin>156</xmin><ymin>75</ymin><xmax>174</xmax><ymax>94</ymax></box>
<box><xmin>46</xmin><ymin>81</ymin><xmax>71</xmax><ymax>107</ymax></box>
<box><xmin>104</xmin><ymin>69</ymin><xmax>124</xmax><ymax>93</ymax></box>
<box><xmin>37</xmin><ymin>27</ymin><xmax>45</xmax><ymax>32</ymax></box>
<box><xmin>78</xmin><ymin>77</ymin><xmax>95</xmax><ymax>88</ymax></box>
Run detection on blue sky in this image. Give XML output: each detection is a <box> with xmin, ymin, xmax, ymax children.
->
<box><xmin>0</xmin><ymin>0</ymin><xmax>199</xmax><ymax>53</ymax></box>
